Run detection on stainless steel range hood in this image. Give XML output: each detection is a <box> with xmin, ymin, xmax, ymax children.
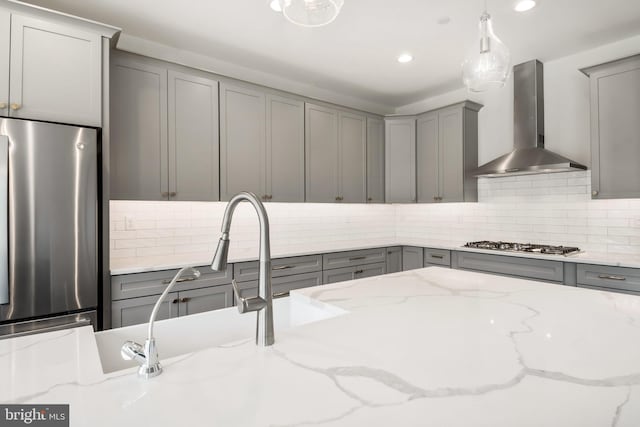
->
<box><xmin>474</xmin><ymin>60</ymin><xmax>587</xmax><ymax>177</ymax></box>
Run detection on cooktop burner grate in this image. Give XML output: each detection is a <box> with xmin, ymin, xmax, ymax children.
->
<box><xmin>464</xmin><ymin>241</ymin><xmax>581</xmax><ymax>256</ymax></box>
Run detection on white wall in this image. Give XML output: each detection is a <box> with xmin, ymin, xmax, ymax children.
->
<box><xmin>395</xmin><ymin>34</ymin><xmax>640</xmax><ymax>167</ymax></box>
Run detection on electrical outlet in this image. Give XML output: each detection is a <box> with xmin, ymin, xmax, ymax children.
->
<box><xmin>125</xmin><ymin>216</ymin><xmax>135</xmax><ymax>230</ymax></box>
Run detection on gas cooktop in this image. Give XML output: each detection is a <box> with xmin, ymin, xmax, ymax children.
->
<box><xmin>464</xmin><ymin>241</ymin><xmax>581</xmax><ymax>256</ymax></box>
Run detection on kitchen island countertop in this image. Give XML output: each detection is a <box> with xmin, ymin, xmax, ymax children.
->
<box><xmin>2</xmin><ymin>267</ymin><xmax>640</xmax><ymax>426</ymax></box>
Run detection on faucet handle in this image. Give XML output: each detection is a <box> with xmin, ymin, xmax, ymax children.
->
<box><xmin>121</xmin><ymin>340</ymin><xmax>145</xmax><ymax>363</ymax></box>
<box><xmin>231</xmin><ymin>279</ymin><xmax>267</xmax><ymax>314</ymax></box>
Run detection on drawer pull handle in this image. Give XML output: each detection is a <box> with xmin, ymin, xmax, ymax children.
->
<box><xmin>598</xmin><ymin>275</ymin><xmax>626</xmax><ymax>281</ymax></box>
<box><xmin>354</xmin><ymin>269</ymin><xmax>364</xmax><ymax>274</ymax></box>
<box><xmin>430</xmin><ymin>254</ymin><xmax>444</xmax><ymax>259</ymax></box>
<box><xmin>0</xmin><ymin>102</ymin><xmax>6</xmax><ymax>109</ymax></box>
<box><xmin>10</xmin><ymin>103</ymin><xmax>21</xmax><ymax>111</ymax></box>
<box><xmin>161</xmin><ymin>275</ymin><xmax>198</xmax><ymax>284</ymax></box>
<box><xmin>273</xmin><ymin>291</ymin><xmax>290</xmax><ymax>299</ymax></box>
<box><xmin>171</xmin><ymin>298</ymin><xmax>179</xmax><ymax>304</ymax></box>
<box><xmin>272</xmin><ymin>265</ymin><xmax>294</xmax><ymax>271</ymax></box>
<box><xmin>349</xmin><ymin>256</ymin><xmax>366</xmax><ymax>261</ymax></box>
<box><xmin>180</xmin><ymin>297</ymin><xmax>190</xmax><ymax>303</ymax></box>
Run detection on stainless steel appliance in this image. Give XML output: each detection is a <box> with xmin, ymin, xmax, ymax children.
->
<box><xmin>0</xmin><ymin>118</ymin><xmax>98</xmax><ymax>338</ymax></box>
<box><xmin>464</xmin><ymin>241</ymin><xmax>581</xmax><ymax>256</ymax></box>
<box><xmin>474</xmin><ymin>60</ymin><xmax>588</xmax><ymax>177</ymax></box>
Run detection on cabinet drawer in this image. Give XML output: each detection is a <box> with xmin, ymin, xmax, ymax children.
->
<box><xmin>238</xmin><ymin>271</ymin><xmax>323</xmax><ymax>299</ymax></box>
<box><xmin>234</xmin><ymin>255</ymin><xmax>322</xmax><ymax>283</ymax></box>
<box><xmin>577</xmin><ymin>264</ymin><xmax>640</xmax><ymax>293</ymax></box>
<box><xmin>424</xmin><ymin>248</ymin><xmax>451</xmax><ymax>267</ymax></box>
<box><xmin>323</xmin><ymin>262</ymin><xmax>386</xmax><ymax>285</ymax></box>
<box><xmin>111</xmin><ymin>266</ymin><xmax>232</xmax><ymax>300</ymax></box>
<box><xmin>323</xmin><ymin>248</ymin><xmax>386</xmax><ymax>270</ymax></box>
<box><xmin>453</xmin><ymin>251</ymin><xmax>564</xmax><ymax>283</ymax></box>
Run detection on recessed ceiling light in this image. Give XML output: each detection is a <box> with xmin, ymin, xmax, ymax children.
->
<box><xmin>397</xmin><ymin>54</ymin><xmax>413</xmax><ymax>63</ymax></box>
<box><xmin>514</xmin><ymin>0</ymin><xmax>536</xmax><ymax>12</ymax></box>
<box><xmin>270</xmin><ymin>0</ymin><xmax>282</xmax><ymax>12</ymax></box>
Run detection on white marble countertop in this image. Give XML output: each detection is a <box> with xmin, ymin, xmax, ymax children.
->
<box><xmin>110</xmin><ymin>238</ymin><xmax>640</xmax><ymax>275</ymax></box>
<box><xmin>3</xmin><ymin>267</ymin><xmax>640</xmax><ymax>426</ymax></box>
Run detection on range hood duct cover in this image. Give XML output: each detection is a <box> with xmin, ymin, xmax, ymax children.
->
<box><xmin>474</xmin><ymin>60</ymin><xmax>587</xmax><ymax>177</ymax></box>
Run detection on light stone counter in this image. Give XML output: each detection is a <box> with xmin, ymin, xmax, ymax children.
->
<box><xmin>110</xmin><ymin>238</ymin><xmax>640</xmax><ymax>275</ymax></box>
<box><xmin>2</xmin><ymin>267</ymin><xmax>640</xmax><ymax>426</ymax></box>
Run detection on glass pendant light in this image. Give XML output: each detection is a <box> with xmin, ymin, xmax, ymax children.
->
<box><xmin>278</xmin><ymin>0</ymin><xmax>344</xmax><ymax>27</ymax></box>
<box><xmin>462</xmin><ymin>4</ymin><xmax>511</xmax><ymax>92</ymax></box>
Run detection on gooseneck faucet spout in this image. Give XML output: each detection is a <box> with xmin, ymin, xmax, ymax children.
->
<box><xmin>211</xmin><ymin>192</ymin><xmax>274</xmax><ymax>347</ymax></box>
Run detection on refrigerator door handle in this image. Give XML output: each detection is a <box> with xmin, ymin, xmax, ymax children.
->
<box><xmin>0</xmin><ymin>135</ymin><xmax>8</xmax><ymax>305</ymax></box>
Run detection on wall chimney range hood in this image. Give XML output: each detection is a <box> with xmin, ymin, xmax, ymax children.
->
<box><xmin>474</xmin><ymin>60</ymin><xmax>587</xmax><ymax>177</ymax></box>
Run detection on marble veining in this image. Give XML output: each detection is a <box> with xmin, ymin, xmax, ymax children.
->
<box><xmin>2</xmin><ymin>267</ymin><xmax>640</xmax><ymax>426</ymax></box>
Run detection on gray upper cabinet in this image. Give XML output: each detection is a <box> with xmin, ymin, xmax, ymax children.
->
<box><xmin>582</xmin><ymin>55</ymin><xmax>640</xmax><ymax>199</ymax></box>
<box><xmin>111</xmin><ymin>53</ymin><xmax>220</xmax><ymax>201</ymax></box>
<box><xmin>417</xmin><ymin>102</ymin><xmax>481</xmax><ymax>203</ymax></box>
<box><xmin>366</xmin><ymin>117</ymin><xmax>385</xmax><ymax>203</ymax></box>
<box><xmin>0</xmin><ymin>9</ymin><xmax>9</xmax><ymax>115</ymax></box>
<box><xmin>339</xmin><ymin>111</ymin><xmax>366</xmax><ymax>203</ymax></box>
<box><xmin>266</xmin><ymin>94</ymin><xmax>305</xmax><ymax>202</ymax></box>
<box><xmin>111</xmin><ymin>55</ymin><xmax>168</xmax><ymax>200</ymax></box>
<box><xmin>8</xmin><ymin>14</ymin><xmax>102</xmax><ymax>126</ymax></box>
<box><xmin>304</xmin><ymin>103</ymin><xmax>338</xmax><ymax>203</ymax></box>
<box><xmin>221</xmin><ymin>85</ymin><xmax>305</xmax><ymax>202</ymax></box>
<box><xmin>168</xmin><ymin>70</ymin><xmax>220</xmax><ymax>201</ymax></box>
<box><xmin>220</xmin><ymin>83</ymin><xmax>266</xmax><ymax>200</ymax></box>
<box><xmin>385</xmin><ymin>117</ymin><xmax>416</xmax><ymax>203</ymax></box>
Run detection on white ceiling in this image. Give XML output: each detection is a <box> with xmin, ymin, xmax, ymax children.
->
<box><xmin>23</xmin><ymin>0</ymin><xmax>640</xmax><ymax>112</ymax></box>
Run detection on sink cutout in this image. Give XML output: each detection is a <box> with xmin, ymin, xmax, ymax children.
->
<box><xmin>95</xmin><ymin>295</ymin><xmax>345</xmax><ymax>374</ymax></box>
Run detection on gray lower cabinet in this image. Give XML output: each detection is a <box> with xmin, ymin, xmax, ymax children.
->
<box><xmin>305</xmin><ymin>103</ymin><xmax>366</xmax><ymax>203</ymax></box>
<box><xmin>576</xmin><ymin>264</ymin><xmax>640</xmax><ymax>295</ymax></box>
<box><xmin>367</xmin><ymin>117</ymin><xmax>385</xmax><ymax>203</ymax></box>
<box><xmin>323</xmin><ymin>262</ymin><xmax>386</xmax><ymax>284</ymax></box>
<box><xmin>402</xmin><ymin>246</ymin><xmax>424</xmax><ymax>271</ymax></box>
<box><xmin>385</xmin><ymin>117</ymin><xmax>416</xmax><ymax>203</ymax></box>
<box><xmin>386</xmin><ymin>247</ymin><xmax>402</xmax><ymax>274</ymax></box>
<box><xmin>424</xmin><ymin>248</ymin><xmax>451</xmax><ymax>267</ymax></box>
<box><xmin>452</xmin><ymin>251</ymin><xmax>564</xmax><ymax>283</ymax></box>
<box><xmin>111</xmin><ymin>52</ymin><xmax>220</xmax><ymax>201</ymax></box>
<box><xmin>112</xmin><ymin>293</ymin><xmax>178</xmax><ymax>328</ymax></box>
<box><xmin>238</xmin><ymin>271</ymin><xmax>323</xmax><ymax>299</ymax></box>
<box><xmin>234</xmin><ymin>255</ymin><xmax>322</xmax><ymax>283</ymax></box>
<box><xmin>416</xmin><ymin>102</ymin><xmax>481</xmax><ymax>203</ymax></box>
<box><xmin>582</xmin><ymin>55</ymin><xmax>640</xmax><ymax>199</ymax></box>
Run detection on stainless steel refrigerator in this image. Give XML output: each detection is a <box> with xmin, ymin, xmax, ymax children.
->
<box><xmin>0</xmin><ymin>118</ymin><xmax>98</xmax><ymax>338</ymax></box>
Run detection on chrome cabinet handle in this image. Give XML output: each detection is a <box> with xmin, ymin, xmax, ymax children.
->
<box><xmin>354</xmin><ymin>269</ymin><xmax>364</xmax><ymax>275</ymax></box>
<box><xmin>10</xmin><ymin>103</ymin><xmax>21</xmax><ymax>111</ymax></box>
<box><xmin>272</xmin><ymin>265</ymin><xmax>294</xmax><ymax>271</ymax></box>
<box><xmin>0</xmin><ymin>102</ymin><xmax>6</xmax><ymax>109</ymax></box>
<box><xmin>335</xmin><ymin>196</ymin><xmax>343</xmax><ymax>201</ymax></box>
<box><xmin>273</xmin><ymin>291</ymin><xmax>290</xmax><ymax>299</ymax></box>
<box><xmin>349</xmin><ymin>256</ymin><xmax>366</xmax><ymax>261</ymax></box>
<box><xmin>161</xmin><ymin>275</ymin><xmax>198</xmax><ymax>284</ymax></box>
<box><xmin>430</xmin><ymin>254</ymin><xmax>444</xmax><ymax>259</ymax></box>
<box><xmin>367</xmin><ymin>197</ymin><xmax>373</xmax><ymax>202</ymax></box>
<box><xmin>598</xmin><ymin>274</ymin><xmax>626</xmax><ymax>281</ymax></box>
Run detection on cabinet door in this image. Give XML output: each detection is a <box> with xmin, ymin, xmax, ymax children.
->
<box><xmin>402</xmin><ymin>247</ymin><xmax>424</xmax><ymax>271</ymax></box>
<box><xmin>306</xmin><ymin>103</ymin><xmax>339</xmax><ymax>202</ymax></box>
<box><xmin>9</xmin><ymin>15</ymin><xmax>101</xmax><ymax>126</ymax></box>
<box><xmin>111</xmin><ymin>55</ymin><xmax>168</xmax><ymax>200</ymax></box>
<box><xmin>220</xmin><ymin>83</ymin><xmax>266</xmax><ymax>200</ymax></box>
<box><xmin>589</xmin><ymin>59</ymin><xmax>640</xmax><ymax>199</ymax></box>
<box><xmin>366</xmin><ymin>117</ymin><xmax>385</xmax><ymax>203</ymax></box>
<box><xmin>178</xmin><ymin>285</ymin><xmax>233</xmax><ymax>317</ymax></box>
<box><xmin>339</xmin><ymin>111</ymin><xmax>366</xmax><ymax>203</ymax></box>
<box><xmin>267</xmin><ymin>95</ymin><xmax>305</xmax><ymax>202</ymax></box>
<box><xmin>168</xmin><ymin>70</ymin><xmax>219</xmax><ymax>201</ymax></box>
<box><xmin>416</xmin><ymin>112</ymin><xmax>439</xmax><ymax>203</ymax></box>
<box><xmin>439</xmin><ymin>107</ymin><xmax>464</xmax><ymax>202</ymax></box>
<box><xmin>386</xmin><ymin>247</ymin><xmax>402</xmax><ymax>274</ymax></box>
<box><xmin>385</xmin><ymin>118</ymin><xmax>416</xmax><ymax>203</ymax></box>
<box><xmin>111</xmin><ymin>293</ymin><xmax>178</xmax><ymax>328</ymax></box>
<box><xmin>0</xmin><ymin>9</ymin><xmax>9</xmax><ymax>117</ymax></box>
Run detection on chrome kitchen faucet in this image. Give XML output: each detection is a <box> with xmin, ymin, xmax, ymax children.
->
<box><xmin>211</xmin><ymin>192</ymin><xmax>275</xmax><ymax>347</ymax></box>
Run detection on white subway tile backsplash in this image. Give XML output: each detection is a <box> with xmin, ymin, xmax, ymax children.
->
<box><xmin>110</xmin><ymin>171</ymin><xmax>639</xmax><ymax>262</ymax></box>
